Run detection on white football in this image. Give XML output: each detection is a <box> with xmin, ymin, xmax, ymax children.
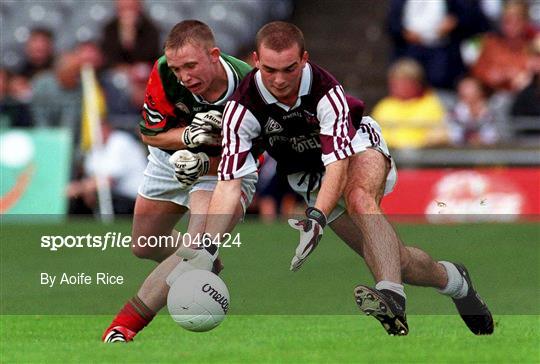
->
<box><xmin>167</xmin><ymin>269</ymin><xmax>230</xmax><ymax>332</ymax></box>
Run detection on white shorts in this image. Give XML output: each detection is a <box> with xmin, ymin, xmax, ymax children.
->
<box><xmin>138</xmin><ymin>146</ymin><xmax>258</xmax><ymax>212</ymax></box>
<box><xmin>287</xmin><ymin>116</ymin><xmax>397</xmax><ymax>223</ymax></box>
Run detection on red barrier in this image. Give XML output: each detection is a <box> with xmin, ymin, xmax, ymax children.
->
<box><xmin>381</xmin><ymin>168</ymin><xmax>540</xmax><ymax>222</ymax></box>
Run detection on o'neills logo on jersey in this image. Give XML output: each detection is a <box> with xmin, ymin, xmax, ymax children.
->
<box><xmin>175</xmin><ymin>101</ymin><xmax>190</xmax><ymax>114</ymax></box>
<box><xmin>265</xmin><ymin>117</ymin><xmax>283</xmax><ymax>134</ymax></box>
<box><xmin>202</xmin><ymin>283</ymin><xmax>229</xmax><ymax>313</ymax></box>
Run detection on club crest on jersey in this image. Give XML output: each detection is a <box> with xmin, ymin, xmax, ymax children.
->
<box><xmin>175</xmin><ymin>101</ymin><xmax>190</xmax><ymax>114</ymax></box>
<box><xmin>304</xmin><ymin>110</ymin><xmax>318</xmax><ymax>124</ymax></box>
<box><xmin>264</xmin><ymin>117</ymin><xmax>284</xmax><ymax>134</ymax></box>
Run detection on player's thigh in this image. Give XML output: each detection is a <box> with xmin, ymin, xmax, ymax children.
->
<box><xmin>345</xmin><ymin>148</ymin><xmax>390</xmax><ymax>205</ymax></box>
<box><xmin>329</xmin><ymin>212</ymin><xmax>364</xmax><ymax>258</ymax></box>
<box><xmin>132</xmin><ymin>194</ymin><xmax>187</xmax><ymax>242</ymax></box>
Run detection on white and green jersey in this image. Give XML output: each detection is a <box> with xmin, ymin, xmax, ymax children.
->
<box><xmin>140</xmin><ymin>53</ymin><xmax>252</xmax><ymax>155</ymax></box>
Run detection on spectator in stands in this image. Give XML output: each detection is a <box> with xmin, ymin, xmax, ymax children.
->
<box><xmin>372</xmin><ymin>58</ymin><xmax>448</xmax><ymax>149</ymax></box>
<box><xmin>7</xmin><ymin>72</ymin><xmax>32</xmax><ymax>104</ymax></box>
<box><xmin>510</xmin><ymin>34</ymin><xmax>540</xmax><ymax>136</ymax></box>
<box><xmin>446</xmin><ymin>76</ymin><xmax>500</xmax><ymax>146</ymax></box>
<box><xmin>31</xmin><ymin>52</ymin><xmax>81</xmax><ymax>136</ymax></box>
<box><xmin>0</xmin><ymin>68</ymin><xmax>32</xmax><ymax>127</ymax></box>
<box><xmin>31</xmin><ymin>41</ymin><xmax>105</xmax><ymax>148</ymax></box>
<box><xmin>67</xmin><ymin>120</ymin><xmax>147</xmax><ymax>214</ymax></box>
<box><xmin>100</xmin><ymin>0</ymin><xmax>161</xmax><ymax>70</ymax></box>
<box><xmin>19</xmin><ymin>27</ymin><xmax>55</xmax><ymax>79</ymax></box>
<box><xmin>388</xmin><ymin>0</ymin><xmax>490</xmax><ymax>89</ymax></box>
<box><xmin>79</xmin><ymin>41</ymin><xmax>105</xmax><ymax>72</ymax></box>
<box><xmin>472</xmin><ymin>0</ymin><xmax>537</xmax><ymax>93</ymax></box>
<box><xmin>102</xmin><ymin>62</ymin><xmax>151</xmax><ymax>132</ymax></box>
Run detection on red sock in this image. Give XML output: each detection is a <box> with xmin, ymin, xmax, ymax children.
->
<box><xmin>105</xmin><ymin>296</ymin><xmax>156</xmax><ymax>337</ymax></box>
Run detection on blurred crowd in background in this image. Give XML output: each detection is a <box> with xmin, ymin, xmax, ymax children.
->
<box><xmin>381</xmin><ymin>0</ymin><xmax>539</xmax><ymax>149</ymax></box>
<box><xmin>0</xmin><ymin>0</ymin><xmax>538</xmax><ymax>219</ymax></box>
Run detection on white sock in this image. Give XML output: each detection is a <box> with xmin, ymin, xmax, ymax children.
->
<box><xmin>438</xmin><ymin>261</ymin><xmax>468</xmax><ymax>299</ymax></box>
<box><xmin>375</xmin><ymin>280</ymin><xmax>406</xmax><ymax>299</ymax></box>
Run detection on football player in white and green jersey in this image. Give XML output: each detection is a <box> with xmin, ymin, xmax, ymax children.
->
<box><xmin>102</xmin><ymin>20</ymin><xmax>257</xmax><ymax>343</ymax></box>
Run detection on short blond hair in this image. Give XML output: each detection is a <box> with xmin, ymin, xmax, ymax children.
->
<box><xmin>388</xmin><ymin>58</ymin><xmax>426</xmax><ymax>83</ymax></box>
<box><xmin>164</xmin><ymin>20</ymin><xmax>215</xmax><ymax>51</ymax></box>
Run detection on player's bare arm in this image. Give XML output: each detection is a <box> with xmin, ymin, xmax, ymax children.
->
<box><xmin>205</xmin><ymin>179</ymin><xmax>243</xmax><ymax>236</ymax></box>
<box><xmin>287</xmin><ymin>161</ymin><xmax>349</xmax><ymax>271</ymax></box>
<box><xmin>141</xmin><ymin>111</ymin><xmax>222</xmax><ymax>151</ymax></box>
<box><xmin>314</xmin><ymin>158</ymin><xmax>348</xmax><ymax>217</ymax></box>
<box><xmin>140</xmin><ymin>126</ymin><xmax>187</xmax><ymax>150</ymax></box>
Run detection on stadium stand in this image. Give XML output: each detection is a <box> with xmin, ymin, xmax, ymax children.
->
<box><xmin>0</xmin><ymin>0</ymin><xmax>293</xmax><ymax>70</ymax></box>
<box><xmin>1</xmin><ymin>0</ymin><xmax>537</xmax><ymax>219</ymax></box>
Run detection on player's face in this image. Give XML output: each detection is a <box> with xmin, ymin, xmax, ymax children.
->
<box><xmin>165</xmin><ymin>43</ymin><xmax>220</xmax><ymax>96</ymax></box>
<box><xmin>254</xmin><ymin>43</ymin><xmax>308</xmax><ymax>105</ymax></box>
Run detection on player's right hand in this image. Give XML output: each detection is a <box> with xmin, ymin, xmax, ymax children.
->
<box><xmin>288</xmin><ymin>207</ymin><xmax>327</xmax><ymax>271</ymax></box>
<box><xmin>192</xmin><ymin>110</ymin><xmax>222</xmax><ymax>131</ymax></box>
<box><xmin>166</xmin><ymin>242</ymin><xmax>219</xmax><ymax>286</ymax></box>
<box><xmin>181</xmin><ymin>122</ymin><xmax>221</xmax><ymax>148</ymax></box>
<box><xmin>169</xmin><ymin>150</ymin><xmax>210</xmax><ymax>190</ymax></box>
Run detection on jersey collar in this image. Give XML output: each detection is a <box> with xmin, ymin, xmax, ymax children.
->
<box><xmin>255</xmin><ymin>62</ymin><xmax>312</xmax><ymax>111</ymax></box>
<box><xmin>192</xmin><ymin>56</ymin><xmax>237</xmax><ymax>105</ymax></box>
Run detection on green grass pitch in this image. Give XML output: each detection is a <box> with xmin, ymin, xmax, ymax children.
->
<box><xmin>2</xmin><ymin>315</ymin><xmax>539</xmax><ymax>363</ymax></box>
<box><xmin>1</xmin><ymin>220</ymin><xmax>539</xmax><ymax>363</ymax></box>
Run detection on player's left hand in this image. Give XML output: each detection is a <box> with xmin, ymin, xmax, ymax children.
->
<box><xmin>169</xmin><ymin>150</ymin><xmax>210</xmax><ymax>189</ymax></box>
<box><xmin>288</xmin><ymin>207</ymin><xmax>327</xmax><ymax>271</ymax></box>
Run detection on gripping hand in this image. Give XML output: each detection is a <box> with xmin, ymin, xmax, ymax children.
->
<box><xmin>169</xmin><ymin>150</ymin><xmax>209</xmax><ymax>189</ymax></box>
<box><xmin>192</xmin><ymin>110</ymin><xmax>222</xmax><ymax>131</ymax></box>
<box><xmin>181</xmin><ymin>117</ymin><xmax>221</xmax><ymax>148</ymax></box>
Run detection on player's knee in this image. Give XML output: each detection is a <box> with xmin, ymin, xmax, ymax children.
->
<box><xmin>345</xmin><ymin>186</ymin><xmax>379</xmax><ymax>215</ymax></box>
<box><xmin>131</xmin><ymin>237</ymin><xmax>164</xmax><ymax>261</ymax></box>
<box><xmin>131</xmin><ymin>243</ymin><xmax>155</xmax><ymax>260</ymax></box>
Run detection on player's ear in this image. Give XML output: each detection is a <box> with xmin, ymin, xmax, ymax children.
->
<box><xmin>209</xmin><ymin>47</ymin><xmax>221</xmax><ymax>62</ymax></box>
<box><xmin>300</xmin><ymin>51</ymin><xmax>309</xmax><ymax>66</ymax></box>
<box><xmin>253</xmin><ymin>51</ymin><xmax>260</xmax><ymax>68</ymax></box>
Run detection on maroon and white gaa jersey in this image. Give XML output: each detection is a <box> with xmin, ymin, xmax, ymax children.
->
<box><xmin>218</xmin><ymin>62</ymin><xmax>366</xmax><ymax>181</ymax></box>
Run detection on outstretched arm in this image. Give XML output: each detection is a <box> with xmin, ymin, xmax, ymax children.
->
<box><xmin>314</xmin><ymin>158</ymin><xmax>348</xmax><ymax>217</ymax></box>
<box><xmin>288</xmin><ymin>158</ymin><xmax>349</xmax><ymax>271</ymax></box>
<box><xmin>205</xmin><ymin>179</ymin><xmax>243</xmax><ymax>237</ymax></box>
<box><xmin>206</xmin><ymin>100</ymin><xmax>261</xmax><ymax>234</ymax></box>
<box><xmin>289</xmin><ymin>84</ymin><xmax>360</xmax><ymax>271</ymax></box>
<box><xmin>316</xmin><ymin>84</ymin><xmax>358</xmax><ymax>216</ymax></box>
